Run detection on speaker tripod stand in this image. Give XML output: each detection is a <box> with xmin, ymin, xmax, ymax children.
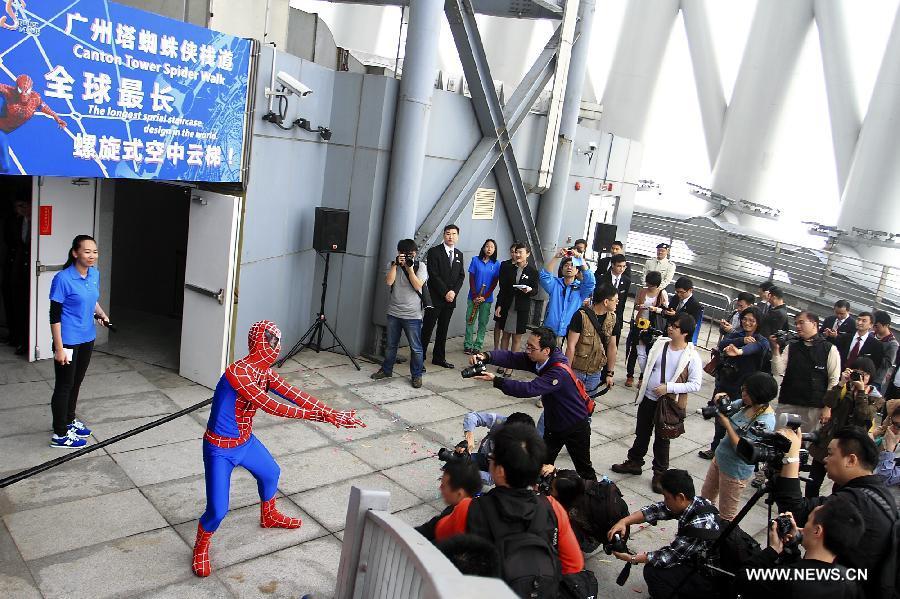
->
<box><xmin>276</xmin><ymin>252</ymin><xmax>361</xmax><ymax>370</ymax></box>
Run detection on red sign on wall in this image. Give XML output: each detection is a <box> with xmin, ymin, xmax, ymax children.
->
<box><xmin>39</xmin><ymin>206</ymin><xmax>52</xmax><ymax>236</ymax></box>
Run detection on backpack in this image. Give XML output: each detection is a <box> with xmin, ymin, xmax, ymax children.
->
<box><xmin>846</xmin><ymin>486</ymin><xmax>900</xmax><ymax>598</ymax></box>
<box><xmin>584</xmin><ymin>479</ymin><xmax>629</xmax><ymax>544</ymax></box>
<box><xmin>469</xmin><ymin>493</ymin><xmax>562</xmax><ymax>599</ymax></box>
<box><xmin>716</xmin><ymin>520</ymin><xmax>762</xmax><ymax>574</ymax></box>
<box><xmin>550</xmin><ymin>361</ymin><xmax>595</xmax><ymax>415</ymax></box>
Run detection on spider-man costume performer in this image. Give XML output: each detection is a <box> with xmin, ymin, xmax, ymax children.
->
<box><xmin>0</xmin><ymin>74</ymin><xmax>67</xmax><ymax>173</ymax></box>
<box><xmin>192</xmin><ymin>320</ymin><xmax>365</xmax><ymax>577</ymax></box>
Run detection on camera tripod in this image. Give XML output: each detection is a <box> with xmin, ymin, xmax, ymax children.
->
<box><xmin>276</xmin><ymin>252</ymin><xmax>361</xmax><ymax>371</ymax></box>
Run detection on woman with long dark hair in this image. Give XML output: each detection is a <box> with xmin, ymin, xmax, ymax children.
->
<box><xmin>48</xmin><ymin>235</ymin><xmax>109</xmax><ymax>448</ymax></box>
<box><xmin>464</xmin><ymin>239</ymin><xmax>500</xmax><ymax>355</ymax></box>
<box><xmin>494</xmin><ymin>242</ymin><xmax>538</xmax><ymax>376</ymax></box>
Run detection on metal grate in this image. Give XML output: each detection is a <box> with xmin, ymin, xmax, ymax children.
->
<box><xmin>472</xmin><ymin>187</ymin><xmax>496</xmax><ymax>220</ymax></box>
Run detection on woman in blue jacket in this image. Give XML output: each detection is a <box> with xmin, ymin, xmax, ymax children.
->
<box><xmin>464</xmin><ymin>239</ymin><xmax>500</xmax><ymax>354</ymax></box>
<box><xmin>540</xmin><ymin>247</ymin><xmax>595</xmax><ymax>344</ymax></box>
<box><xmin>48</xmin><ymin>235</ymin><xmax>109</xmax><ymax>449</ymax></box>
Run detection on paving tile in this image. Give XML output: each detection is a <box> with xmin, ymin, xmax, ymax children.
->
<box><xmin>318</xmin><ymin>363</ymin><xmax>383</xmax><ymax>386</ymax></box>
<box><xmin>91</xmin><ymin>414</ymin><xmax>206</xmax><ymax>454</ymax></box>
<box><xmin>383</xmin><ymin>395</ymin><xmax>468</xmax><ymax>425</ymax></box>
<box><xmin>142</xmin><ymin>469</ymin><xmax>273</xmax><ymax>526</ymax></box>
<box><xmin>0</xmin><ymin>430</ymin><xmax>99</xmax><ymax>473</ymax></box>
<box><xmin>438</xmin><ymin>386</ymin><xmax>520</xmax><ymax>412</ymax></box>
<box><xmin>0</xmin><ymin>361</ymin><xmax>46</xmax><ymax>384</ymax></box>
<box><xmin>112</xmin><ymin>438</ymin><xmax>205</xmax><ymax>487</ymax></box>
<box><xmin>174</xmin><ymin>501</ymin><xmax>328</xmax><ymax>570</ymax></box>
<box><xmin>344</xmin><ymin>431</ymin><xmax>438</xmax><ymax>470</ymax></box>
<box><xmin>131</xmin><ymin>363</ymin><xmax>196</xmax><ymax>389</ymax></box>
<box><xmin>305</xmin><ymin>385</ymin><xmax>372</xmax><ymax>410</ymax></box>
<box><xmin>418</xmin><ymin>366</ymin><xmax>481</xmax><ymax>393</ymax></box>
<box><xmin>0</xmin><ymin>521</ymin><xmax>41</xmax><ymax>599</ymax></box>
<box><xmin>0</xmin><ymin>454</ymin><xmax>134</xmax><ymax>516</ymax></box>
<box><xmin>134</xmin><ymin>575</ymin><xmax>236</xmax><ymax>599</ymax></box>
<box><xmin>590</xmin><ymin>408</ymin><xmax>638</xmax><ymax>439</ymax></box>
<box><xmin>392</xmin><ymin>503</ymin><xmax>440</xmax><ymax>529</ymax></box>
<box><xmin>293</xmin><ymin>350</ymin><xmax>358</xmax><ymax>369</ymax></box>
<box><xmin>275</xmin><ymin>446</ymin><xmax>374</xmax><ymax>495</ymax></box>
<box><xmin>76</xmin><ymin>390</ymin><xmax>181</xmax><ymax>424</ymax></box>
<box><xmin>0</xmin><ymin>403</ymin><xmax>50</xmax><ymax>436</ymax></box>
<box><xmin>420</xmin><ymin>416</ymin><xmax>466</xmax><ymax>447</ymax></box>
<box><xmin>311</xmin><ymin>406</ymin><xmax>406</xmax><ymax>442</ymax></box>
<box><xmin>74</xmin><ymin>370</ymin><xmax>157</xmax><ymax>399</ymax></box>
<box><xmin>278</xmin><ymin>369</ymin><xmax>334</xmax><ymax>390</ymax></box>
<box><xmin>250</xmin><ymin>421</ymin><xmax>331</xmax><ymax>457</ymax></box>
<box><xmin>382</xmin><ymin>458</ymin><xmax>445</xmax><ymax>502</ymax></box>
<box><xmin>162</xmin><ymin>384</ymin><xmax>215</xmax><ymax>409</ymax></box>
<box><xmin>0</xmin><ymin>380</ymin><xmax>53</xmax><ymax>409</ymax></box>
<box><xmin>287</xmin><ymin>472</ymin><xmax>422</xmax><ymax>532</ymax></box>
<box><xmin>217</xmin><ymin>535</ymin><xmax>343</xmax><ymax>599</ymax></box>
<box><xmin>28</xmin><ymin>528</ymin><xmax>192</xmax><ymax>599</ymax></box>
<box><xmin>4</xmin><ymin>488</ymin><xmax>167</xmax><ymax>560</ymax></box>
<box><xmin>350</xmin><ymin>377</ymin><xmax>434</xmax><ymax>404</ymax></box>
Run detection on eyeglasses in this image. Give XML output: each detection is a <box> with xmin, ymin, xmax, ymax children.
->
<box><xmin>667</xmin><ymin>323</ymin><xmax>680</xmax><ymax>330</ymax></box>
<box><xmin>525</xmin><ymin>344</ymin><xmax>542</xmax><ymax>352</ymax></box>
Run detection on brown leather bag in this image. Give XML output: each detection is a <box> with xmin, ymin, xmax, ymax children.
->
<box><xmin>654</xmin><ymin>342</ymin><xmax>687</xmax><ymax>439</ymax></box>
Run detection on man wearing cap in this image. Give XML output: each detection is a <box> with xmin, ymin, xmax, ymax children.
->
<box><xmin>643</xmin><ymin>244</ymin><xmax>676</xmax><ymax>291</ymax></box>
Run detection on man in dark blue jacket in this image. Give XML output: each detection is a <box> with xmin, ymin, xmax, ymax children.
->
<box><xmin>469</xmin><ymin>326</ymin><xmax>596</xmax><ymax>480</ymax></box>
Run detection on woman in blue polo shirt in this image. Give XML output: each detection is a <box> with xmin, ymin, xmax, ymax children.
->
<box><xmin>463</xmin><ymin>239</ymin><xmax>500</xmax><ymax>354</ymax></box>
<box><xmin>48</xmin><ymin>235</ymin><xmax>109</xmax><ymax>449</ymax></box>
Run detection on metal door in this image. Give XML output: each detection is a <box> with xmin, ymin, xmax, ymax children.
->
<box><xmin>179</xmin><ymin>191</ymin><xmax>241</xmax><ymax>388</ymax></box>
<box><xmin>29</xmin><ymin>177</ymin><xmax>97</xmax><ymax>361</ymax></box>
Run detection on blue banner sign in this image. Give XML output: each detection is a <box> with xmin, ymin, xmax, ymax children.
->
<box><xmin>0</xmin><ymin>0</ymin><xmax>251</xmax><ymax>182</ymax></box>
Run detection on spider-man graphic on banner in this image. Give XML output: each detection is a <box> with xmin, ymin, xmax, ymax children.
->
<box><xmin>191</xmin><ymin>320</ymin><xmax>365</xmax><ymax>577</ymax></box>
<box><xmin>0</xmin><ymin>74</ymin><xmax>66</xmax><ymax>173</ymax></box>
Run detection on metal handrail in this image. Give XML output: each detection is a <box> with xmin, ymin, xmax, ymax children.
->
<box><xmin>625</xmin><ymin>212</ymin><xmax>900</xmax><ymax>320</ymax></box>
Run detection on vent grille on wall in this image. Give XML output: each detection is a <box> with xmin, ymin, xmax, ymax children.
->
<box><xmin>472</xmin><ymin>188</ymin><xmax>496</xmax><ymax>220</ymax></box>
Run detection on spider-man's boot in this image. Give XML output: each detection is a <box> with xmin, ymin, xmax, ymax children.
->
<box><xmin>192</xmin><ymin>523</ymin><xmax>214</xmax><ymax>577</ymax></box>
<box><xmin>260</xmin><ymin>497</ymin><xmax>302</xmax><ymax>528</ymax></box>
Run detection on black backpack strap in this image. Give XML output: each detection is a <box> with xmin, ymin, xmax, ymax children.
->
<box><xmin>398</xmin><ymin>262</ymin><xmax>424</xmax><ymax>302</ymax></box>
<box><xmin>852</xmin><ymin>486</ymin><xmax>899</xmax><ymax>521</ymax></box>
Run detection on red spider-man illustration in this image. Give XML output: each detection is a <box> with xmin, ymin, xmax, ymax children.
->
<box><xmin>192</xmin><ymin>320</ymin><xmax>365</xmax><ymax>577</ymax></box>
<box><xmin>0</xmin><ymin>74</ymin><xmax>66</xmax><ymax>173</ymax></box>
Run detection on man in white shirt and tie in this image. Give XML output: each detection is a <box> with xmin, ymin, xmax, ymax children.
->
<box><xmin>838</xmin><ymin>312</ymin><xmax>884</xmax><ymax>371</ymax></box>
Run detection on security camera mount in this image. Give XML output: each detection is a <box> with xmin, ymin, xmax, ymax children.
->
<box><xmin>294</xmin><ymin>117</ymin><xmax>333</xmax><ymax>141</ymax></box>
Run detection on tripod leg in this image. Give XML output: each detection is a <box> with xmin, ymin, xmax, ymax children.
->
<box><xmin>276</xmin><ymin>319</ymin><xmax>320</xmax><ymax>367</ymax></box>
<box><xmin>321</xmin><ymin>318</ymin><xmax>361</xmax><ymax>371</ymax></box>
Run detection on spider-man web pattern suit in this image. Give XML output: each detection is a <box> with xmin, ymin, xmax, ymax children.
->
<box><xmin>192</xmin><ymin>320</ymin><xmax>364</xmax><ymax>577</ymax></box>
<box><xmin>0</xmin><ymin>74</ymin><xmax>66</xmax><ymax>173</ymax></box>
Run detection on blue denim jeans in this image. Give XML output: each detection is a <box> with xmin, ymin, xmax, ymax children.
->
<box><xmin>575</xmin><ymin>369</ymin><xmax>604</xmax><ymax>394</ymax></box>
<box><xmin>383</xmin><ymin>315</ymin><xmax>424</xmax><ymax>377</ymax></box>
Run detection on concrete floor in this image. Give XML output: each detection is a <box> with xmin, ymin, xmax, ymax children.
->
<box><xmin>0</xmin><ymin>319</ymin><xmax>829</xmax><ymax>599</ymax></box>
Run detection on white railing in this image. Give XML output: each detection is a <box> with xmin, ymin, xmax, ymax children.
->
<box><xmin>334</xmin><ymin>486</ymin><xmax>517</xmax><ymax>599</ymax></box>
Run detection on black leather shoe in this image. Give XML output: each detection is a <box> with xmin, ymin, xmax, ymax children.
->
<box><xmin>432</xmin><ymin>360</ymin><xmax>455</xmax><ymax>369</ymax></box>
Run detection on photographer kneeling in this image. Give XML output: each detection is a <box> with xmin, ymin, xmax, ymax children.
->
<box><xmin>700</xmin><ymin>373</ymin><xmax>777</xmax><ymax>520</ymax></box>
<box><xmin>468</xmin><ymin>326</ymin><xmax>596</xmax><ymax>481</ymax></box>
<box><xmin>773</xmin><ymin>426</ymin><xmax>897</xmax><ymax>599</ymax></box>
<box><xmin>607</xmin><ymin>469</ymin><xmax>721</xmax><ymax>599</ymax></box>
<box><xmin>737</xmin><ymin>498</ymin><xmax>865</xmax><ymax>598</ymax></box>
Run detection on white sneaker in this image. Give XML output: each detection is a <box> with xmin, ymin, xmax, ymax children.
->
<box><xmin>50</xmin><ymin>429</ymin><xmax>87</xmax><ymax>449</ymax></box>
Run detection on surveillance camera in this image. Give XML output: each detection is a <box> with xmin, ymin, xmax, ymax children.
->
<box><xmin>276</xmin><ymin>71</ymin><xmax>312</xmax><ymax>96</ymax></box>
<box><xmin>588</xmin><ymin>141</ymin><xmax>598</xmax><ymax>151</ymax></box>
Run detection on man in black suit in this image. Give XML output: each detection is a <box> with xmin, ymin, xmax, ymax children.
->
<box><xmin>663</xmin><ymin>276</ymin><xmax>702</xmax><ymax>326</ymax></box>
<box><xmin>597</xmin><ymin>254</ymin><xmax>630</xmax><ymax>345</ymax></box>
<box><xmin>821</xmin><ymin>299</ymin><xmax>856</xmax><ymax>343</ymax></box>
<box><xmin>758</xmin><ymin>285</ymin><xmax>789</xmax><ymax>338</ymax></box>
<box><xmin>837</xmin><ymin>311</ymin><xmax>884</xmax><ymax>371</ymax></box>
<box><xmin>595</xmin><ymin>240</ymin><xmax>633</xmax><ymax>282</ymax></box>
<box><xmin>422</xmin><ymin>224</ymin><xmax>465</xmax><ymax>369</ymax></box>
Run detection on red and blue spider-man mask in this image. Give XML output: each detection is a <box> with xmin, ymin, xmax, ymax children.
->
<box><xmin>246</xmin><ymin>320</ymin><xmax>281</xmax><ymax>367</ymax></box>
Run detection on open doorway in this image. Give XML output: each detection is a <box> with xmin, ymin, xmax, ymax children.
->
<box><xmin>105</xmin><ymin>180</ymin><xmax>190</xmax><ymax>369</ymax></box>
<box><xmin>0</xmin><ymin>175</ymin><xmax>32</xmax><ymax>356</ymax></box>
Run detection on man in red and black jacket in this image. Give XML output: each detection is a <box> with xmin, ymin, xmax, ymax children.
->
<box><xmin>469</xmin><ymin>326</ymin><xmax>596</xmax><ymax>480</ymax></box>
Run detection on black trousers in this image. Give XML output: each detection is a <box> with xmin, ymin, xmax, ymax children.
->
<box><xmin>805</xmin><ymin>459</ymin><xmax>827</xmax><ymax>498</ymax></box>
<box><xmin>544</xmin><ymin>417</ymin><xmax>596</xmax><ymax>480</ymax></box>
<box><xmin>422</xmin><ymin>301</ymin><xmax>455</xmax><ymax>363</ymax></box>
<box><xmin>625</xmin><ymin>327</ymin><xmax>642</xmax><ymax>378</ymax></box>
<box><xmin>643</xmin><ymin>563</ymin><xmax>717</xmax><ymax>599</ymax></box>
<box><xmin>51</xmin><ymin>341</ymin><xmax>93</xmax><ymax>436</ymax></box>
<box><xmin>627</xmin><ymin>395</ymin><xmax>670</xmax><ymax>473</ymax></box>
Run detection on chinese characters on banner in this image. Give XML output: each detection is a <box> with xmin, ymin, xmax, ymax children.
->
<box><xmin>0</xmin><ymin>0</ymin><xmax>251</xmax><ymax>182</ymax></box>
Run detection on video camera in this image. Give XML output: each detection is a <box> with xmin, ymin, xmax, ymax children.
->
<box><xmin>460</xmin><ymin>360</ymin><xmax>487</xmax><ymax>379</ymax></box>
<box><xmin>635</xmin><ymin>317</ymin><xmax>664</xmax><ymax>346</ymax></box>
<box><xmin>736</xmin><ymin>413</ymin><xmax>819</xmax><ymax>467</ymax></box>
<box><xmin>700</xmin><ymin>393</ymin><xmax>741</xmax><ymax>420</ymax></box>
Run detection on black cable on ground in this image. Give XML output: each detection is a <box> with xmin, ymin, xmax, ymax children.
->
<box><xmin>0</xmin><ymin>397</ymin><xmax>213</xmax><ymax>488</ymax></box>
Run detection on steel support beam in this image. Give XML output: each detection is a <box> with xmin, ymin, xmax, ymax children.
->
<box><xmin>414</xmin><ymin>25</ymin><xmax>561</xmax><ymax>252</ymax></box>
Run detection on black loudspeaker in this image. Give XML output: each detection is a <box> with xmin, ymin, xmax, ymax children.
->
<box><xmin>313</xmin><ymin>207</ymin><xmax>349</xmax><ymax>253</ymax></box>
<box><xmin>592</xmin><ymin>223</ymin><xmax>618</xmax><ymax>253</ymax></box>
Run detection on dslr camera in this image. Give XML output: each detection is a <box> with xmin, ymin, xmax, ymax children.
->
<box><xmin>461</xmin><ymin>360</ymin><xmax>487</xmax><ymax>379</ymax></box>
<box><xmin>850</xmin><ymin>370</ymin><xmax>863</xmax><ymax>382</ymax></box>
<box><xmin>772</xmin><ymin>329</ymin><xmax>800</xmax><ymax>348</ymax></box>
<box><xmin>437</xmin><ymin>440</ymin><xmax>471</xmax><ymax>464</ymax></box>
<box><xmin>635</xmin><ymin>317</ymin><xmax>664</xmax><ymax>346</ymax></box>
<box><xmin>770</xmin><ymin>514</ymin><xmax>803</xmax><ymax>546</ymax></box>
<box><xmin>700</xmin><ymin>393</ymin><xmax>741</xmax><ymax>420</ymax></box>
<box><xmin>603</xmin><ymin>533</ymin><xmax>629</xmax><ymax>555</ymax></box>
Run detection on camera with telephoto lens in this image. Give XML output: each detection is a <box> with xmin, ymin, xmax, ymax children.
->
<box><xmin>460</xmin><ymin>360</ymin><xmax>487</xmax><ymax>379</ymax></box>
<box><xmin>700</xmin><ymin>393</ymin><xmax>741</xmax><ymax>420</ymax></box>
<box><xmin>437</xmin><ymin>440</ymin><xmax>470</xmax><ymax>464</ymax></box>
<box><xmin>772</xmin><ymin>329</ymin><xmax>800</xmax><ymax>349</ymax></box>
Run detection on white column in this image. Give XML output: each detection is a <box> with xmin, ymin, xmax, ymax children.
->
<box><xmin>711</xmin><ymin>0</ymin><xmax>813</xmax><ymax>227</ymax></box>
<box><xmin>835</xmin><ymin>3</ymin><xmax>900</xmax><ymax>263</ymax></box>
<box><xmin>814</xmin><ymin>0</ymin><xmax>861</xmax><ymax>195</ymax></box>
<box><xmin>598</xmin><ymin>0</ymin><xmax>680</xmax><ymax>142</ymax></box>
<box><xmin>681</xmin><ymin>0</ymin><xmax>726</xmax><ymax>168</ymax></box>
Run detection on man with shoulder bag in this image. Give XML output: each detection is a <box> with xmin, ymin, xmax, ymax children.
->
<box><xmin>565</xmin><ymin>283</ymin><xmax>618</xmax><ymax>394</ymax></box>
<box><xmin>612</xmin><ymin>314</ymin><xmax>703</xmax><ymax>493</ymax></box>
